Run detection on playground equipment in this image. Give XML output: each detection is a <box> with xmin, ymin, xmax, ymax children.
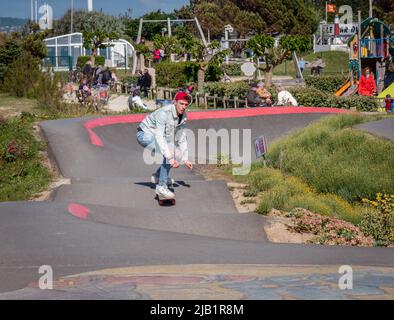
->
<box><xmin>335</xmin><ymin>15</ymin><xmax>393</xmax><ymax>97</ymax></box>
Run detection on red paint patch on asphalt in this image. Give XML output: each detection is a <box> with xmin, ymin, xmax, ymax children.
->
<box><xmin>84</xmin><ymin>107</ymin><xmax>353</xmax><ymax>147</ymax></box>
<box><xmin>68</xmin><ymin>203</ymin><xmax>90</xmax><ymax>220</ymax></box>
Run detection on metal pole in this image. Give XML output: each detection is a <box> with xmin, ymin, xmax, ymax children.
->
<box><xmin>137</xmin><ymin>18</ymin><xmax>143</xmax><ymax>43</ymax></box>
<box><xmin>31</xmin><ymin>0</ymin><xmax>33</xmax><ymax>21</ymax></box>
<box><xmin>358</xmin><ymin>10</ymin><xmax>361</xmax><ymax>76</ymax></box>
<box><xmin>167</xmin><ymin>17</ymin><xmax>171</xmax><ymax>37</ymax></box>
<box><xmin>71</xmin><ymin>0</ymin><xmax>73</xmax><ymax>33</ymax></box>
<box><xmin>35</xmin><ymin>0</ymin><xmax>38</xmax><ymax>23</ymax></box>
<box><xmin>369</xmin><ymin>0</ymin><xmax>373</xmax><ymax>18</ymax></box>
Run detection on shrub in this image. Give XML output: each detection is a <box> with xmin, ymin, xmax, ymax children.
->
<box><xmin>0</xmin><ymin>115</ymin><xmax>50</xmax><ymax>201</ymax></box>
<box><xmin>204</xmin><ymin>81</ymin><xmax>249</xmax><ymax>97</ymax></box>
<box><xmin>2</xmin><ymin>52</ymin><xmax>41</xmax><ymax>97</ymax></box>
<box><xmin>287</xmin><ymin>208</ymin><xmax>374</xmax><ymax>246</ymax></box>
<box><xmin>245</xmin><ymin>167</ymin><xmax>358</xmax><ymax>222</ymax></box>
<box><xmin>76</xmin><ymin>55</ymin><xmax>105</xmax><ymax>69</ymax></box>
<box><xmin>289</xmin><ymin>87</ymin><xmax>378</xmax><ymax>111</ymax></box>
<box><xmin>155</xmin><ymin>61</ymin><xmax>199</xmax><ymax>88</ymax></box>
<box><xmin>33</xmin><ymin>72</ymin><xmax>66</xmax><ymax>114</ymax></box>
<box><xmin>222</xmin><ymin>63</ymin><xmax>241</xmax><ymax>76</ymax></box>
<box><xmin>267</xmin><ymin>114</ymin><xmax>394</xmax><ymax>202</ymax></box>
<box><xmin>360</xmin><ymin>193</ymin><xmax>394</xmax><ymax>246</ymax></box>
<box><xmin>304</xmin><ymin>75</ymin><xmax>348</xmax><ymax>93</ymax></box>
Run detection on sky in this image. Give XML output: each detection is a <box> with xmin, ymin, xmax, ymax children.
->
<box><xmin>0</xmin><ymin>0</ymin><xmax>189</xmax><ymax>19</ymax></box>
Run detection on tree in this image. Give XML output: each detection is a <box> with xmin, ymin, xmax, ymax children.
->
<box><xmin>153</xmin><ymin>35</ymin><xmax>180</xmax><ymax>61</ymax></box>
<box><xmin>177</xmin><ymin>0</ymin><xmax>318</xmax><ymax>39</ymax></box>
<box><xmin>246</xmin><ymin>34</ymin><xmax>312</xmax><ymax>87</ymax></box>
<box><xmin>178</xmin><ymin>37</ymin><xmax>229</xmax><ymax>93</ymax></box>
<box><xmin>123</xmin><ymin>10</ymin><xmax>177</xmax><ymax>41</ymax></box>
<box><xmin>53</xmin><ymin>10</ymin><xmax>125</xmax><ymax>37</ymax></box>
<box><xmin>83</xmin><ymin>29</ymin><xmax>118</xmax><ymax>66</ymax></box>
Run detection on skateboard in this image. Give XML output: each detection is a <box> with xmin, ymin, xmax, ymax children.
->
<box><xmin>157</xmin><ymin>195</ymin><xmax>176</xmax><ymax>206</ymax></box>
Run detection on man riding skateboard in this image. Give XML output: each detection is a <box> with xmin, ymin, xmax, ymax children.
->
<box><xmin>136</xmin><ymin>91</ymin><xmax>193</xmax><ymax>201</ymax></box>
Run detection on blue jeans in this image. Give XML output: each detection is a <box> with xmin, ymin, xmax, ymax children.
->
<box><xmin>136</xmin><ymin>129</ymin><xmax>170</xmax><ymax>187</ymax></box>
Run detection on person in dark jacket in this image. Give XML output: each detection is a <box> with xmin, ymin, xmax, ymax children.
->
<box><xmin>141</xmin><ymin>69</ymin><xmax>152</xmax><ymax>98</ymax></box>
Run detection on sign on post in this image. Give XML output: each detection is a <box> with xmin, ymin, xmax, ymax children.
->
<box><xmin>241</xmin><ymin>62</ymin><xmax>256</xmax><ymax>77</ymax></box>
<box><xmin>254</xmin><ymin>135</ymin><xmax>267</xmax><ymax>166</ymax></box>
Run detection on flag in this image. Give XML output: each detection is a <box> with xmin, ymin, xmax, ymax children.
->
<box><xmin>326</xmin><ymin>3</ymin><xmax>337</xmax><ymax>13</ymax></box>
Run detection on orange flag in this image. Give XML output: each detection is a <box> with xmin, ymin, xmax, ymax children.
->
<box><xmin>326</xmin><ymin>4</ymin><xmax>336</xmax><ymax>13</ymax></box>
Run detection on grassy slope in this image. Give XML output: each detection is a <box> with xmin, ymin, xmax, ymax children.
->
<box><xmin>274</xmin><ymin>51</ymin><xmax>349</xmax><ymax>77</ymax></box>
<box><xmin>231</xmin><ymin>114</ymin><xmax>394</xmax><ymax>225</ymax></box>
<box><xmin>267</xmin><ymin>114</ymin><xmax>394</xmax><ymax>203</ymax></box>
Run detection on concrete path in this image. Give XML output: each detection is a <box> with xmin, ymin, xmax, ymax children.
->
<box><xmin>356</xmin><ymin>118</ymin><xmax>394</xmax><ymax>141</ymax></box>
<box><xmin>1</xmin><ymin>107</ymin><xmax>393</xmax><ymax>299</ymax></box>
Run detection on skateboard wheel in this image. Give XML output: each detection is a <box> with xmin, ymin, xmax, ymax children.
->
<box><xmin>171</xmin><ymin>199</ymin><xmax>176</xmax><ymax>205</ymax></box>
<box><xmin>159</xmin><ymin>200</ymin><xmax>164</xmax><ymax>206</ymax></box>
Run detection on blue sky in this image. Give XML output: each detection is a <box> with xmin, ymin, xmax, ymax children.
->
<box><xmin>0</xmin><ymin>0</ymin><xmax>188</xmax><ymax>19</ymax></box>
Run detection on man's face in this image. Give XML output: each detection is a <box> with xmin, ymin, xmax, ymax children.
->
<box><xmin>174</xmin><ymin>99</ymin><xmax>190</xmax><ymax>115</ymax></box>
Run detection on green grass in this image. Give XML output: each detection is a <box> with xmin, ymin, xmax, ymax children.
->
<box><xmin>267</xmin><ymin>114</ymin><xmax>394</xmax><ymax>203</ymax></box>
<box><xmin>0</xmin><ymin>115</ymin><xmax>51</xmax><ymax>201</ymax></box>
<box><xmin>240</xmin><ymin>167</ymin><xmax>360</xmax><ymax>224</ymax></box>
<box><xmin>0</xmin><ymin>93</ymin><xmax>38</xmax><ymax>118</ymax></box>
<box><xmin>230</xmin><ymin>113</ymin><xmax>394</xmax><ymax>225</ymax></box>
<box><xmin>273</xmin><ymin>51</ymin><xmax>349</xmax><ymax>77</ymax></box>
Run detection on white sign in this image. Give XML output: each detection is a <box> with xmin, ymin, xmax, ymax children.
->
<box><xmin>324</xmin><ymin>23</ymin><xmax>358</xmax><ymax>36</ymax></box>
<box><xmin>38</xmin><ymin>4</ymin><xmax>53</xmax><ymax>30</ymax></box>
<box><xmin>241</xmin><ymin>62</ymin><xmax>256</xmax><ymax>76</ymax></box>
<box><xmin>254</xmin><ymin>135</ymin><xmax>267</xmax><ymax>159</ymax></box>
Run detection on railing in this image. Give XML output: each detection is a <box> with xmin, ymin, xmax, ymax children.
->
<box><xmin>159</xmin><ymin>87</ymin><xmax>248</xmax><ymax>109</ymax></box>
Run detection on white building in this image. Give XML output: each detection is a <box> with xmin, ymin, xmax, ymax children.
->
<box><xmin>43</xmin><ymin>32</ymin><xmax>136</xmax><ymax>71</ymax></box>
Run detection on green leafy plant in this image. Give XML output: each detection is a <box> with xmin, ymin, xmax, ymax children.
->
<box><xmin>360</xmin><ymin>193</ymin><xmax>394</xmax><ymax>246</ymax></box>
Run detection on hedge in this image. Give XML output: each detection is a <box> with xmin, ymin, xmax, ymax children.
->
<box><xmin>289</xmin><ymin>87</ymin><xmax>378</xmax><ymax>111</ymax></box>
<box><xmin>155</xmin><ymin>61</ymin><xmax>199</xmax><ymax>88</ymax></box>
<box><xmin>304</xmin><ymin>75</ymin><xmax>348</xmax><ymax>93</ymax></box>
<box><xmin>76</xmin><ymin>55</ymin><xmax>105</xmax><ymax>69</ymax></box>
<box><xmin>203</xmin><ymin>81</ymin><xmax>249</xmax><ymax>97</ymax></box>
<box><xmin>222</xmin><ymin>64</ymin><xmax>242</xmax><ymax>76</ymax></box>
<box><xmin>155</xmin><ymin>61</ymin><xmax>222</xmax><ymax>87</ymax></box>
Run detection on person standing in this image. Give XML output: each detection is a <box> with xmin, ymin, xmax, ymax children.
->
<box><xmin>358</xmin><ymin>67</ymin><xmax>377</xmax><ymax>96</ymax></box>
<box><xmin>136</xmin><ymin>92</ymin><xmax>193</xmax><ymax>200</ymax></box>
<box><xmin>141</xmin><ymin>69</ymin><xmax>152</xmax><ymax>98</ymax></box>
<box><xmin>298</xmin><ymin>57</ymin><xmax>305</xmax><ymax>74</ymax></box>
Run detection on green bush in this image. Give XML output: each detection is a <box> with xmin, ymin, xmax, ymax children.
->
<box><xmin>0</xmin><ymin>115</ymin><xmax>50</xmax><ymax>201</ymax></box>
<box><xmin>205</xmin><ymin>63</ymin><xmax>222</xmax><ymax>82</ymax></box>
<box><xmin>359</xmin><ymin>194</ymin><xmax>394</xmax><ymax>246</ymax></box>
<box><xmin>289</xmin><ymin>87</ymin><xmax>378</xmax><ymax>111</ymax></box>
<box><xmin>155</xmin><ymin>61</ymin><xmax>199</xmax><ymax>88</ymax></box>
<box><xmin>76</xmin><ymin>55</ymin><xmax>105</xmax><ymax>69</ymax></box>
<box><xmin>304</xmin><ymin>75</ymin><xmax>348</xmax><ymax>93</ymax></box>
<box><xmin>204</xmin><ymin>81</ymin><xmax>249</xmax><ymax>97</ymax></box>
<box><xmin>2</xmin><ymin>52</ymin><xmax>41</xmax><ymax>97</ymax></box>
<box><xmin>267</xmin><ymin>114</ymin><xmax>394</xmax><ymax>203</ymax></box>
<box><xmin>249</xmin><ymin>167</ymin><xmax>359</xmax><ymax>223</ymax></box>
<box><xmin>222</xmin><ymin>64</ymin><xmax>241</xmax><ymax>76</ymax></box>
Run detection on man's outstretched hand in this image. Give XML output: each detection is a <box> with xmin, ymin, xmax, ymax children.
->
<box><xmin>169</xmin><ymin>158</ymin><xmax>180</xmax><ymax>168</ymax></box>
<box><xmin>184</xmin><ymin>160</ymin><xmax>193</xmax><ymax>170</ymax></box>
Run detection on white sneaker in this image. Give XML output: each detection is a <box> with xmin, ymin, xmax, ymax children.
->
<box><xmin>151</xmin><ymin>174</ymin><xmax>175</xmax><ymax>186</ymax></box>
<box><xmin>155</xmin><ymin>185</ymin><xmax>175</xmax><ymax>199</ymax></box>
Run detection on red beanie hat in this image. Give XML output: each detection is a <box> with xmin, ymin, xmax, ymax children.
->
<box><xmin>174</xmin><ymin>91</ymin><xmax>191</xmax><ymax>103</ymax></box>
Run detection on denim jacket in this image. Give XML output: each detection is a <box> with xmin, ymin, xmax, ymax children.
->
<box><xmin>139</xmin><ymin>104</ymin><xmax>188</xmax><ymax>161</ymax></box>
